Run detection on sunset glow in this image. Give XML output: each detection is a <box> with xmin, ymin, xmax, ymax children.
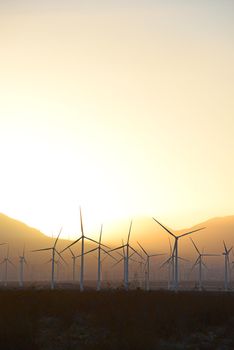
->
<box><xmin>0</xmin><ymin>1</ymin><xmax>234</xmax><ymax>237</ymax></box>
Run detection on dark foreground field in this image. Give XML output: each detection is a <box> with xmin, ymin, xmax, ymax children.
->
<box><xmin>0</xmin><ymin>290</ymin><xmax>234</xmax><ymax>350</ymax></box>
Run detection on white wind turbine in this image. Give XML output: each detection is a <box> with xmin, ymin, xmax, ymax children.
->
<box><xmin>32</xmin><ymin>227</ymin><xmax>64</xmax><ymax>290</ymax></box>
<box><xmin>160</xmin><ymin>240</ymin><xmax>188</xmax><ymax>290</ymax></box>
<box><xmin>137</xmin><ymin>242</ymin><xmax>164</xmax><ymax>291</ymax></box>
<box><xmin>111</xmin><ymin>247</ymin><xmax>142</xmax><ymax>290</ymax></box>
<box><xmin>191</xmin><ymin>238</ymin><xmax>219</xmax><ymax>291</ymax></box>
<box><xmin>1</xmin><ymin>246</ymin><xmax>15</xmax><ymax>287</ymax></box>
<box><xmin>45</xmin><ymin>254</ymin><xmax>67</xmax><ymax>284</ymax></box>
<box><xmin>137</xmin><ymin>251</ymin><xmax>145</xmax><ymax>289</ymax></box>
<box><xmin>109</xmin><ymin>221</ymin><xmax>141</xmax><ymax>291</ymax></box>
<box><xmin>69</xmin><ymin>248</ymin><xmax>79</xmax><ymax>283</ymax></box>
<box><xmin>222</xmin><ymin>241</ymin><xmax>232</xmax><ymax>291</ymax></box>
<box><xmin>19</xmin><ymin>246</ymin><xmax>27</xmax><ymax>287</ymax></box>
<box><xmin>61</xmin><ymin>207</ymin><xmax>104</xmax><ymax>292</ymax></box>
<box><xmin>153</xmin><ymin>218</ymin><xmax>206</xmax><ymax>291</ymax></box>
<box><xmin>167</xmin><ymin>237</ymin><xmax>175</xmax><ymax>290</ymax></box>
<box><xmin>74</xmin><ymin>225</ymin><xmax>117</xmax><ymax>291</ymax></box>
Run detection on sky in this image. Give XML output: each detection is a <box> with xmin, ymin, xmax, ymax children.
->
<box><xmin>0</xmin><ymin>0</ymin><xmax>233</xmax><ymax>238</ymax></box>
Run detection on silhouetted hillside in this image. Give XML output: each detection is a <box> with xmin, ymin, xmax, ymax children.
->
<box><xmin>0</xmin><ymin>213</ymin><xmax>234</xmax><ymax>283</ymax></box>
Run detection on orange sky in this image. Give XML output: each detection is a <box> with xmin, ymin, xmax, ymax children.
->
<box><xmin>0</xmin><ymin>1</ymin><xmax>233</xmax><ymax>238</ymax></box>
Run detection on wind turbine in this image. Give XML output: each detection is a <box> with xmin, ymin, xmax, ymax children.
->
<box><xmin>222</xmin><ymin>241</ymin><xmax>232</xmax><ymax>291</ymax></box>
<box><xmin>1</xmin><ymin>246</ymin><xmax>15</xmax><ymax>287</ymax></box>
<box><xmin>167</xmin><ymin>237</ymin><xmax>175</xmax><ymax>290</ymax></box>
<box><xmin>45</xmin><ymin>255</ymin><xmax>66</xmax><ymax>284</ymax></box>
<box><xmin>32</xmin><ymin>227</ymin><xmax>64</xmax><ymax>290</ymax></box>
<box><xmin>109</xmin><ymin>221</ymin><xmax>141</xmax><ymax>291</ymax></box>
<box><xmin>153</xmin><ymin>218</ymin><xmax>205</xmax><ymax>291</ymax></box>
<box><xmin>111</xmin><ymin>248</ymin><xmax>142</xmax><ymax>289</ymax></box>
<box><xmin>19</xmin><ymin>246</ymin><xmax>27</xmax><ymax>287</ymax></box>
<box><xmin>61</xmin><ymin>207</ymin><xmax>105</xmax><ymax>291</ymax></box>
<box><xmin>137</xmin><ymin>242</ymin><xmax>164</xmax><ymax>291</ymax></box>
<box><xmin>137</xmin><ymin>251</ymin><xmax>145</xmax><ymax>289</ymax></box>
<box><xmin>74</xmin><ymin>224</ymin><xmax>117</xmax><ymax>291</ymax></box>
<box><xmin>160</xmin><ymin>240</ymin><xmax>188</xmax><ymax>290</ymax></box>
<box><xmin>69</xmin><ymin>248</ymin><xmax>79</xmax><ymax>283</ymax></box>
<box><xmin>191</xmin><ymin>238</ymin><xmax>219</xmax><ymax>291</ymax></box>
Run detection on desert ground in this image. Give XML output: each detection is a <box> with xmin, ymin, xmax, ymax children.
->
<box><xmin>0</xmin><ymin>289</ymin><xmax>234</xmax><ymax>350</ymax></box>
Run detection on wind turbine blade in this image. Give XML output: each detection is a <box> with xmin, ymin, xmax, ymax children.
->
<box><xmin>171</xmin><ymin>241</ymin><xmax>176</xmax><ymax>258</ymax></box>
<box><xmin>228</xmin><ymin>246</ymin><xmax>233</xmax><ymax>255</ymax></box>
<box><xmin>223</xmin><ymin>240</ymin><xmax>228</xmax><ymax>254</ymax></box>
<box><xmin>137</xmin><ymin>241</ymin><xmax>148</xmax><ymax>256</ymax></box>
<box><xmin>129</xmin><ymin>257</ymin><xmax>139</xmax><ymax>263</ymax></box>
<box><xmin>178</xmin><ymin>256</ymin><xmax>189</xmax><ymax>262</ymax></box>
<box><xmin>69</xmin><ymin>248</ymin><xmax>75</xmax><ymax>257</ymax></box>
<box><xmin>152</xmin><ymin>218</ymin><xmax>176</xmax><ymax>238</ymax></box>
<box><xmin>44</xmin><ymin>258</ymin><xmax>52</xmax><ymax>264</ymax></box>
<box><xmin>76</xmin><ymin>247</ymin><xmax>98</xmax><ymax>258</ymax></box>
<box><xmin>202</xmin><ymin>254</ymin><xmax>220</xmax><ymax>257</ymax></box>
<box><xmin>115</xmin><ymin>250</ymin><xmax>124</xmax><ymax>258</ymax></box>
<box><xmin>127</xmin><ymin>220</ymin><xmax>133</xmax><ymax>244</ymax></box>
<box><xmin>79</xmin><ymin>206</ymin><xmax>84</xmax><ymax>236</ymax></box>
<box><xmin>101</xmin><ymin>254</ymin><xmax>108</xmax><ymax>264</ymax></box>
<box><xmin>149</xmin><ymin>253</ymin><xmax>165</xmax><ymax>258</ymax></box>
<box><xmin>190</xmin><ymin>238</ymin><xmax>200</xmax><ymax>255</ymax></box>
<box><xmin>55</xmin><ymin>249</ymin><xmax>68</xmax><ymax>265</ymax></box>
<box><xmin>129</xmin><ymin>252</ymin><xmax>136</xmax><ymax>259</ymax></box>
<box><xmin>60</xmin><ymin>237</ymin><xmax>82</xmax><ymax>253</ymax></box>
<box><xmin>160</xmin><ymin>257</ymin><xmax>171</xmax><ymax>269</ymax></box>
<box><xmin>108</xmin><ymin>245</ymin><xmax>125</xmax><ymax>253</ymax></box>
<box><xmin>54</xmin><ymin>227</ymin><xmax>63</xmax><ymax>248</ymax></box>
<box><xmin>129</xmin><ymin>245</ymin><xmax>143</xmax><ymax>258</ymax></box>
<box><xmin>122</xmin><ymin>239</ymin><xmax>125</xmax><ymax>257</ymax></box>
<box><xmin>112</xmin><ymin>257</ymin><xmax>124</xmax><ymax>268</ymax></box>
<box><xmin>179</xmin><ymin>227</ymin><xmax>206</xmax><ymax>238</ymax></box>
<box><xmin>84</xmin><ymin>236</ymin><xmax>99</xmax><ymax>245</ymax></box>
<box><xmin>191</xmin><ymin>257</ymin><xmax>200</xmax><ymax>270</ymax></box>
<box><xmin>168</xmin><ymin>237</ymin><xmax>172</xmax><ymax>255</ymax></box>
<box><xmin>0</xmin><ymin>243</ymin><xmax>7</xmax><ymax>246</ymax></box>
<box><xmin>101</xmin><ymin>248</ymin><xmax>118</xmax><ymax>261</ymax></box>
<box><xmin>84</xmin><ymin>236</ymin><xmax>109</xmax><ymax>248</ymax></box>
<box><xmin>202</xmin><ymin>261</ymin><xmax>208</xmax><ymax>270</ymax></box>
<box><xmin>99</xmin><ymin>224</ymin><xmax>103</xmax><ymax>244</ymax></box>
<box><xmin>31</xmin><ymin>247</ymin><xmax>52</xmax><ymax>252</ymax></box>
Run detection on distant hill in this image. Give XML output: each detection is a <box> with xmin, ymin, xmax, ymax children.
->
<box><xmin>0</xmin><ymin>212</ymin><xmax>233</xmax><ymax>283</ymax></box>
<box><xmin>0</xmin><ymin>213</ymin><xmax>81</xmax><ymax>282</ymax></box>
<box><xmin>0</xmin><ymin>213</ymin><xmax>71</xmax><ymax>253</ymax></box>
<box><xmin>106</xmin><ymin>215</ymin><xmax>234</xmax><ymax>254</ymax></box>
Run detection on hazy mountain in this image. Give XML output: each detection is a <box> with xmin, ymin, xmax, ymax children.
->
<box><xmin>0</xmin><ymin>212</ymin><xmax>233</xmax><ymax>283</ymax></box>
<box><xmin>0</xmin><ymin>213</ymin><xmax>69</xmax><ymax>253</ymax></box>
<box><xmin>0</xmin><ymin>213</ymin><xmax>94</xmax><ymax>282</ymax></box>
<box><xmin>106</xmin><ymin>215</ymin><xmax>234</xmax><ymax>255</ymax></box>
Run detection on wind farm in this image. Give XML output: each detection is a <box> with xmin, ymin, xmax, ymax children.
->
<box><xmin>0</xmin><ymin>212</ymin><xmax>234</xmax><ymax>349</ymax></box>
<box><xmin>1</xmin><ymin>0</ymin><xmax>234</xmax><ymax>348</ymax></box>
<box><xmin>0</xmin><ymin>212</ymin><xmax>234</xmax><ymax>291</ymax></box>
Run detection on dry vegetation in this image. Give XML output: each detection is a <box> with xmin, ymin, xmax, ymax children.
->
<box><xmin>0</xmin><ymin>289</ymin><xmax>234</xmax><ymax>350</ymax></box>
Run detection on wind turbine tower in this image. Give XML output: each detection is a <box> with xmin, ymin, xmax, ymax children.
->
<box><xmin>137</xmin><ymin>241</ymin><xmax>164</xmax><ymax>291</ymax></box>
<box><xmin>153</xmin><ymin>218</ymin><xmax>205</xmax><ymax>291</ymax></box>
<box><xmin>19</xmin><ymin>246</ymin><xmax>27</xmax><ymax>287</ymax></box>
<box><xmin>191</xmin><ymin>238</ymin><xmax>219</xmax><ymax>291</ymax></box>
<box><xmin>222</xmin><ymin>241</ymin><xmax>232</xmax><ymax>291</ymax></box>
<box><xmin>1</xmin><ymin>246</ymin><xmax>15</xmax><ymax>287</ymax></box>
<box><xmin>32</xmin><ymin>228</ymin><xmax>64</xmax><ymax>290</ymax></box>
<box><xmin>61</xmin><ymin>207</ymin><xmax>103</xmax><ymax>291</ymax></box>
